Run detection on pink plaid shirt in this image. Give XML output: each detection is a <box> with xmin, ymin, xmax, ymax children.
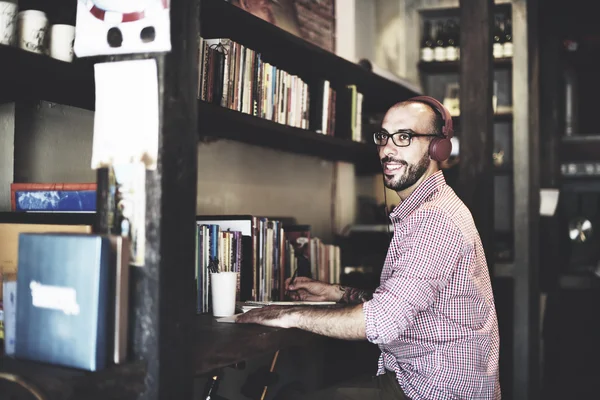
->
<box><xmin>363</xmin><ymin>171</ymin><xmax>501</xmax><ymax>399</ymax></box>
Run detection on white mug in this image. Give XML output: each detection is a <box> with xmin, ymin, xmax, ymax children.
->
<box><xmin>17</xmin><ymin>9</ymin><xmax>48</xmax><ymax>54</ymax></box>
<box><xmin>49</xmin><ymin>24</ymin><xmax>75</xmax><ymax>62</ymax></box>
<box><xmin>0</xmin><ymin>1</ymin><xmax>17</xmax><ymax>46</ymax></box>
<box><xmin>210</xmin><ymin>272</ymin><xmax>238</xmax><ymax>317</ymax></box>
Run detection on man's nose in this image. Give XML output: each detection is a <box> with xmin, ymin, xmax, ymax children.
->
<box><xmin>380</xmin><ymin>139</ymin><xmax>399</xmax><ymax>158</ymax></box>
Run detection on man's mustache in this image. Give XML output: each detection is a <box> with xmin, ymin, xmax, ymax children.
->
<box><xmin>381</xmin><ymin>156</ymin><xmax>407</xmax><ymax>165</ymax></box>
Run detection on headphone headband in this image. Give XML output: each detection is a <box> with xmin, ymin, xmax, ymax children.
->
<box><xmin>408</xmin><ymin>95</ymin><xmax>454</xmax><ymax>139</ymax></box>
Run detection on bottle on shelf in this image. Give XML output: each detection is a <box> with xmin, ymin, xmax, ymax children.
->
<box><xmin>455</xmin><ymin>21</ymin><xmax>461</xmax><ymax>60</ymax></box>
<box><xmin>433</xmin><ymin>20</ymin><xmax>446</xmax><ymax>62</ymax></box>
<box><xmin>502</xmin><ymin>17</ymin><xmax>513</xmax><ymax>58</ymax></box>
<box><xmin>493</xmin><ymin>15</ymin><xmax>505</xmax><ymax>59</ymax></box>
<box><xmin>420</xmin><ymin>20</ymin><xmax>434</xmax><ymax>62</ymax></box>
<box><xmin>564</xmin><ymin>66</ymin><xmax>579</xmax><ymax>136</ymax></box>
<box><xmin>444</xmin><ymin>19</ymin><xmax>459</xmax><ymax>62</ymax></box>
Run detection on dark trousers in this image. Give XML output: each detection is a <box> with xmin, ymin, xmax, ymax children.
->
<box><xmin>279</xmin><ymin>371</ymin><xmax>408</xmax><ymax>400</ymax></box>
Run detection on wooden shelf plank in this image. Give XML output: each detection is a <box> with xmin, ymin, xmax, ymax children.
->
<box><xmin>561</xmin><ymin>135</ymin><xmax>600</xmax><ymax>162</ymax></box>
<box><xmin>199</xmin><ymin>0</ymin><xmax>420</xmax><ymax>113</ymax></box>
<box><xmin>452</xmin><ymin>112</ymin><xmax>513</xmax><ymax>128</ymax></box>
<box><xmin>0</xmin><ymin>357</ymin><xmax>146</xmax><ymax>400</ymax></box>
<box><xmin>198</xmin><ymin>101</ymin><xmax>381</xmax><ymax>174</ymax></box>
<box><xmin>418</xmin><ymin>58</ymin><xmax>512</xmax><ymax>74</ymax></box>
<box><xmin>0</xmin><ymin>45</ymin><xmax>94</xmax><ymax>111</ymax></box>
<box><xmin>0</xmin><ymin>211</ymin><xmax>95</xmax><ymax>225</ymax></box>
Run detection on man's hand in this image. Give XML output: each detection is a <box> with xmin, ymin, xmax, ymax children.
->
<box><xmin>236</xmin><ymin>306</ymin><xmax>296</xmax><ymax>328</ymax></box>
<box><xmin>285</xmin><ymin>276</ymin><xmax>343</xmax><ymax>302</ymax></box>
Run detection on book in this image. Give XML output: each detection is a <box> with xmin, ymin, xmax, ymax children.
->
<box><xmin>11</xmin><ymin>183</ymin><xmax>97</xmax><ymax>212</ymax></box>
<box><xmin>15</xmin><ymin>233</ymin><xmax>128</xmax><ymax>371</ymax></box>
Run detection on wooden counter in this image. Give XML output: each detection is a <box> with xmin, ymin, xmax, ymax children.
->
<box><xmin>0</xmin><ymin>314</ymin><xmax>321</xmax><ymax>399</ymax></box>
<box><xmin>192</xmin><ymin>314</ymin><xmax>321</xmax><ymax>375</ymax></box>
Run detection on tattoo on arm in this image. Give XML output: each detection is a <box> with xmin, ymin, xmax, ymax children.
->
<box><xmin>338</xmin><ymin>286</ymin><xmax>373</xmax><ymax>304</ymax></box>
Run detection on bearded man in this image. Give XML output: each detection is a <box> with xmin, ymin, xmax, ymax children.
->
<box><xmin>237</xmin><ymin>96</ymin><xmax>501</xmax><ymax>400</ymax></box>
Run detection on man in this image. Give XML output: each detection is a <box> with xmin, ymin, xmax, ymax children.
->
<box><xmin>237</xmin><ymin>96</ymin><xmax>501</xmax><ymax>400</ymax></box>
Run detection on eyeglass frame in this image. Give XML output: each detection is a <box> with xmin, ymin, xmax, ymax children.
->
<box><xmin>373</xmin><ymin>129</ymin><xmax>442</xmax><ymax>147</ymax></box>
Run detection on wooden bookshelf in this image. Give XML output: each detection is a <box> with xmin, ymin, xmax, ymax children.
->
<box><xmin>417</xmin><ymin>57</ymin><xmax>512</xmax><ymax>74</ymax></box>
<box><xmin>198</xmin><ymin>101</ymin><xmax>381</xmax><ymax>174</ymax></box>
<box><xmin>0</xmin><ymin>0</ymin><xmax>421</xmax><ymax>397</ymax></box>
<box><xmin>0</xmin><ymin>43</ymin><xmax>389</xmax><ymax>174</ymax></box>
<box><xmin>0</xmin><ymin>45</ymin><xmax>94</xmax><ymax>111</ymax></box>
<box><xmin>200</xmin><ymin>0</ymin><xmax>420</xmax><ymax>113</ymax></box>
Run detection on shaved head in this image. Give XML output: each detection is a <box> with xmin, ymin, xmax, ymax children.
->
<box><xmin>385</xmin><ymin>100</ymin><xmax>443</xmax><ymax>136</ymax></box>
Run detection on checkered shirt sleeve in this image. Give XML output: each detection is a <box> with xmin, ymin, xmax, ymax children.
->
<box><xmin>363</xmin><ymin>208</ymin><xmax>462</xmax><ymax>345</ymax></box>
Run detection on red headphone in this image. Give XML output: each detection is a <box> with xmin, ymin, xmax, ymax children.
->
<box><xmin>408</xmin><ymin>95</ymin><xmax>454</xmax><ymax>162</ymax></box>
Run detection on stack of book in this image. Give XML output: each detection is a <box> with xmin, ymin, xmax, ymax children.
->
<box><xmin>197</xmin><ymin>37</ymin><xmax>311</xmax><ymax>130</ymax></box>
<box><xmin>197</xmin><ymin>36</ymin><xmax>364</xmax><ymax>142</ymax></box>
<box><xmin>195</xmin><ymin>216</ymin><xmax>342</xmax><ymax>314</ymax></box>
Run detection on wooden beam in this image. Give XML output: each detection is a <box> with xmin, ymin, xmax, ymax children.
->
<box><xmin>95</xmin><ymin>1</ymin><xmax>199</xmax><ymax>398</ymax></box>
<box><xmin>457</xmin><ymin>0</ymin><xmax>495</xmax><ymax>268</ymax></box>
<box><xmin>538</xmin><ymin>0</ymin><xmax>561</xmax><ymax>290</ymax></box>
<box><xmin>512</xmin><ymin>0</ymin><xmax>541</xmax><ymax>398</ymax></box>
<box><xmin>149</xmin><ymin>0</ymin><xmax>199</xmax><ymax>397</ymax></box>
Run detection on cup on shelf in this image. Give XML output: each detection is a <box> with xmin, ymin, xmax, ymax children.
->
<box><xmin>210</xmin><ymin>271</ymin><xmax>238</xmax><ymax>317</ymax></box>
<box><xmin>49</xmin><ymin>24</ymin><xmax>75</xmax><ymax>62</ymax></box>
<box><xmin>0</xmin><ymin>1</ymin><xmax>18</xmax><ymax>46</ymax></box>
<box><xmin>17</xmin><ymin>9</ymin><xmax>48</xmax><ymax>54</ymax></box>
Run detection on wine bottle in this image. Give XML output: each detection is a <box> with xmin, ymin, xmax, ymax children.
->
<box><xmin>444</xmin><ymin>20</ymin><xmax>458</xmax><ymax>62</ymax></box>
<box><xmin>420</xmin><ymin>20</ymin><xmax>434</xmax><ymax>62</ymax></box>
<box><xmin>493</xmin><ymin>16</ymin><xmax>505</xmax><ymax>59</ymax></box>
<box><xmin>502</xmin><ymin>17</ymin><xmax>513</xmax><ymax>58</ymax></box>
<box><xmin>433</xmin><ymin>21</ymin><xmax>446</xmax><ymax>62</ymax></box>
<box><xmin>455</xmin><ymin>21</ymin><xmax>461</xmax><ymax>60</ymax></box>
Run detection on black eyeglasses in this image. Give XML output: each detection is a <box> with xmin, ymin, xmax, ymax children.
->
<box><xmin>373</xmin><ymin>130</ymin><xmax>440</xmax><ymax>147</ymax></box>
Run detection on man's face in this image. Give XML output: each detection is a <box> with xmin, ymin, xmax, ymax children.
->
<box><xmin>378</xmin><ymin>103</ymin><xmax>434</xmax><ymax>192</ymax></box>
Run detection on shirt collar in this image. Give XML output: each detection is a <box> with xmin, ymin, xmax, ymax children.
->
<box><xmin>389</xmin><ymin>170</ymin><xmax>446</xmax><ymax>222</ymax></box>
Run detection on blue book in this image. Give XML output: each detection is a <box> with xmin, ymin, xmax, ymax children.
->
<box><xmin>15</xmin><ymin>233</ymin><xmax>113</xmax><ymax>371</ymax></box>
<box><xmin>14</xmin><ymin>190</ymin><xmax>96</xmax><ymax>212</ymax></box>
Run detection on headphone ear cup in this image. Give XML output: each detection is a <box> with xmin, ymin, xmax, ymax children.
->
<box><xmin>429</xmin><ymin>137</ymin><xmax>452</xmax><ymax>162</ymax></box>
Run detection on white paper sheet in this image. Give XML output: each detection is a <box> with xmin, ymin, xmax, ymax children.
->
<box><xmin>92</xmin><ymin>59</ymin><xmax>159</xmax><ymax>170</ymax></box>
<box><xmin>216</xmin><ymin>314</ymin><xmax>242</xmax><ymax>324</ymax></box>
<box><xmin>540</xmin><ymin>188</ymin><xmax>560</xmax><ymax>217</ymax></box>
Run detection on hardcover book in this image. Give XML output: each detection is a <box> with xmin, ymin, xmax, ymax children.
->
<box><xmin>14</xmin><ymin>233</ymin><xmax>129</xmax><ymax>371</ymax></box>
<box><xmin>10</xmin><ymin>183</ymin><xmax>97</xmax><ymax>212</ymax></box>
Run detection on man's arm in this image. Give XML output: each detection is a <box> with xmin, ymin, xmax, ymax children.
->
<box><xmin>285</xmin><ymin>277</ymin><xmax>372</xmax><ymax>304</ymax></box>
<box><xmin>337</xmin><ymin>285</ymin><xmax>373</xmax><ymax>304</ymax></box>
<box><xmin>236</xmin><ymin>304</ymin><xmax>366</xmax><ymax>340</ymax></box>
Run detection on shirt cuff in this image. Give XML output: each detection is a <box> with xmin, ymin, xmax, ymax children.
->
<box><xmin>363</xmin><ymin>299</ymin><xmax>383</xmax><ymax>344</ymax></box>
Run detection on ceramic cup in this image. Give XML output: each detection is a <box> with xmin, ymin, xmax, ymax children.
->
<box><xmin>17</xmin><ymin>9</ymin><xmax>48</xmax><ymax>54</ymax></box>
<box><xmin>0</xmin><ymin>1</ymin><xmax>18</xmax><ymax>46</ymax></box>
<box><xmin>49</xmin><ymin>24</ymin><xmax>75</xmax><ymax>62</ymax></box>
<box><xmin>210</xmin><ymin>271</ymin><xmax>238</xmax><ymax>317</ymax></box>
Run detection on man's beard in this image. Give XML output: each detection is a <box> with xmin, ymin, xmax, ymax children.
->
<box><xmin>382</xmin><ymin>151</ymin><xmax>430</xmax><ymax>192</ymax></box>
